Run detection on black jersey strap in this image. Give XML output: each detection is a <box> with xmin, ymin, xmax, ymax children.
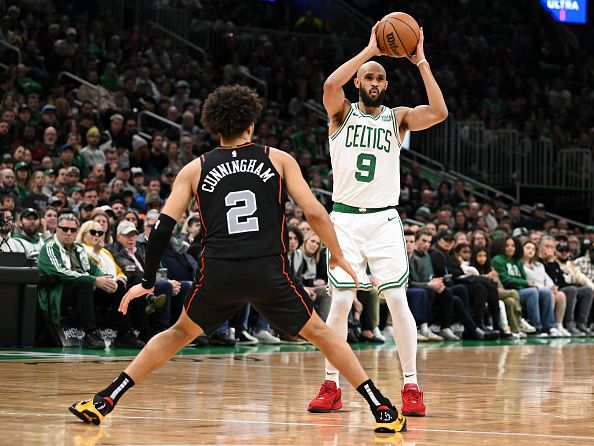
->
<box><xmin>200</xmin><ymin>154</ymin><xmax>206</xmax><ymax>165</ymax></box>
<box><xmin>264</xmin><ymin>145</ymin><xmax>269</xmax><ymax>156</ymax></box>
<box><xmin>141</xmin><ymin>213</ymin><xmax>177</xmax><ymax>289</ymax></box>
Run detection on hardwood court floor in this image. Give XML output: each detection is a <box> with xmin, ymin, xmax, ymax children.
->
<box><xmin>1</xmin><ymin>338</ymin><xmax>594</xmax><ymax>446</ymax></box>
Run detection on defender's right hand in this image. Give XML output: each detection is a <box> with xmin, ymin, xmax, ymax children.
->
<box><xmin>329</xmin><ymin>255</ymin><xmax>360</xmax><ymax>289</ymax></box>
<box><xmin>119</xmin><ymin>283</ymin><xmax>154</xmax><ymax>315</ymax></box>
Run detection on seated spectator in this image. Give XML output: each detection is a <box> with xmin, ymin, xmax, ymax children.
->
<box><xmin>41</xmin><ymin>206</ymin><xmax>58</xmax><ymax>240</ymax></box>
<box><xmin>469</xmin><ymin>229</ymin><xmax>491</xmax><ymax>250</ymax></box>
<box><xmin>404</xmin><ymin>230</ymin><xmax>444</xmax><ymax>341</ymax></box>
<box><xmin>22</xmin><ymin>170</ymin><xmax>49</xmax><ymax>210</ymax></box>
<box><xmin>80</xmin><ymin>126</ymin><xmax>106</xmax><ymax>167</ymax></box>
<box><xmin>523</xmin><ymin>241</ymin><xmax>567</xmax><ymax>337</ymax></box>
<box><xmin>541</xmin><ymin>239</ymin><xmax>594</xmax><ymax>336</ymax></box>
<box><xmin>430</xmin><ymin>229</ymin><xmax>501</xmax><ymax>339</ymax></box>
<box><xmin>179</xmin><ymin>213</ymin><xmax>201</xmax><ymax>258</ymax></box>
<box><xmin>299</xmin><ymin>230</ymin><xmax>331</xmax><ymax>323</ymax></box>
<box><xmin>409</xmin><ymin>228</ymin><xmax>464</xmax><ymax>341</ymax></box>
<box><xmin>76</xmin><ymin>221</ymin><xmax>146</xmax><ymax>347</ymax></box>
<box><xmin>491</xmin><ymin>236</ymin><xmax>555</xmax><ymax>337</ymax></box>
<box><xmin>14</xmin><ymin>207</ymin><xmax>44</xmax><ymax>259</ymax></box>
<box><xmin>37</xmin><ymin>213</ymin><xmax>118</xmax><ymax>348</ymax></box>
<box><xmin>574</xmin><ymin>245</ymin><xmax>594</xmax><ymax>285</ymax></box>
<box><xmin>90</xmin><ymin>208</ymin><xmax>114</xmax><ymax>244</ymax></box>
<box><xmin>470</xmin><ymin>246</ymin><xmax>526</xmax><ymax>337</ymax></box>
<box><xmin>0</xmin><ymin>208</ymin><xmax>25</xmax><ymax>253</ymax></box>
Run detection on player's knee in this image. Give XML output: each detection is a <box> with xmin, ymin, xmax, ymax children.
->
<box><xmin>299</xmin><ymin>314</ymin><xmax>326</xmax><ymax>341</ymax></box>
<box><xmin>382</xmin><ymin>286</ymin><xmax>407</xmax><ymax>304</ymax></box>
<box><xmin>327</xmin><ymin>289</ymin><xmax>355</xmax><ymax>315</ymax></box>
<box><xmin>173</xmin><ymin>313</ymin><xmax>203</xmax><ymax>342</ymax></box>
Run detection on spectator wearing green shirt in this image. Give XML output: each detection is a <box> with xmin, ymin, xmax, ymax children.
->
<box><xmin>491</xmin><ymin>236</ymin><xmax>555</xmax><ymax>336</ymax></box>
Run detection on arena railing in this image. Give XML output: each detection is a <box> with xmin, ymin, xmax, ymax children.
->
<box><xmin>58</xmin><ymin>71</ymin><xmax>101</xmax><ymax>109</ymax></box>
<box><xmin>303</xmin><ymin>101</ymin><xmax>328</xmax><ymax>123</ymax></box>
<box><xmin>143</xmin><ymin>21</ymin><xmax>267</xmax><ymax>104</ymax></box>
<box><xmin>556</xmin><ymin>149</ymin><xmax>593</xmax><ymax>191</ymax></box>
<box><xmin>138</xmin><ymin>111</ymin><xmax>182</xmax><ymax>144</ymax></box>
<box><xmin>518</xmin><ymin>137</ymin><xmax>556</xmax><ymax>187</ymax></box>
<box><xmin>146</xmin><ymin>20</ymin><xmax>206</xmax><ymax>63</ymax></box>
<box><xmin>401</xmin><ymin>150</ymin><xmax>589</xmax><ymax>229</ymax></box>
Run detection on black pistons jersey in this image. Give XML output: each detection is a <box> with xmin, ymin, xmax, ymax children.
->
<box><xmin>196</xmin><ymin>143</ymin><xmax>287</xmax><ymax>259</ymax></box>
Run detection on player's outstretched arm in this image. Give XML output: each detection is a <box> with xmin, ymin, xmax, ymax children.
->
<box><xmin>275</xmin><ymin>150</ymin><xmax>359</xmax><ymax>287</ymax></box>
<box><xmin>323</xmin><ymin>22</ymin><xmax>384</xmax><ymax>120</ymax></box>
<box><xmin>399</xmin><ymin>27</ymin><xmax>448</xmax><ymax>132</ymax></box>
<box><xmin>119</xmin><ymin>161</ymin><xmax>199</xmax><ymax>314</ymax></box>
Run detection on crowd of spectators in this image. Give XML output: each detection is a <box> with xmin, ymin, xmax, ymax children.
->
<box><xmin>0</xmin><ymin>1</ymin><xmax>593</xmax><ymax>348</ymax></box>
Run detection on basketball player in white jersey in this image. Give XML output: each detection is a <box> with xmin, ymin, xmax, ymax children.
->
<box><xmin>307</xmin><ymin>22</ymin><xmax>447</xmax><ymax>416</ymax></box>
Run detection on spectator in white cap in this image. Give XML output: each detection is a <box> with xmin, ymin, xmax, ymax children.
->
<box><xmin>64</xmin><ymin>27</ymin><xmax>78</xmax><ymax>56</ymax></box>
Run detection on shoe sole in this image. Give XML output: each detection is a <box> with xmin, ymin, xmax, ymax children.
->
<box><xmin>401</xmin><ymin>409</ymin><xmax>426</xmax><ymax>416</ymax></box>
<box><xmin>374</xmin><ymin>416</ymin><xmax>407</xmax><ymax>433</ymax></box>
<box><xmin>307</xmin><ymin>402</ymin><xmax>342</xmax><ymax>413</ymax></box>
<box><xmin>145</xmin><ymin>294</ymin><xmax>167</xmax><ymax>315</ymax></box>
<box><xmin>69</xmin><ymin>405</ymin><xmax>101</xmax><ymax>425</ymax></box>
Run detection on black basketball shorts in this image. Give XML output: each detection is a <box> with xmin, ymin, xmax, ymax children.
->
<box><xmin>184</xmin><ymin>254</ymin><xmax>315</xmax><ymax>336</ymax></box>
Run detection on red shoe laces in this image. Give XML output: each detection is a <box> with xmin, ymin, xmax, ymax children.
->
<box><xmin>317</xmin><ymin>383</ymin><xmax>335</xmax><ymax>400</ymax></box>
<box><xmin>403</xmin><ymin>387</ymin><xmax>420</xmax><ymax>403</ymax></box>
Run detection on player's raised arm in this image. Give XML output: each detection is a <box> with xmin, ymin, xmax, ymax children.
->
<box><xmin>273</xmin><ymin>149</ymin><xmax>358</xmax><ymax>287</ymax></box>
<box><xmin>119</xmin><ymin>161</ymin><xmax>199</xmax><ymax>314</ymax></box>
<box><xmin>323</xmin><ymin>22</ymin><xmax>384</xmax><ymax>126</ymax></box>
<box><xmin>398</xmin><ymin>27</ymin><xmax>448</xmax><ymax>132</ymax></box>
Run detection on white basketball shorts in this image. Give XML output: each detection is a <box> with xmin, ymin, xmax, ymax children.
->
<box><xmin>326</xmin><ymin>208</ymin><xmax>408</xmax><ymax>294</ymax></box>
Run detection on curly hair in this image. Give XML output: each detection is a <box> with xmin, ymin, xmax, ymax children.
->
<box><xmin>200</xmin><ymin>84</ymin><xmax>263</xmax><ymax>139</ymax></box>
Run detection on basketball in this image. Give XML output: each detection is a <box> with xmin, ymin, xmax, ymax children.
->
<box><xmin>376</xmin><ymin>12</ymin><xmax>420</xmax><ymax>58</ymax></box>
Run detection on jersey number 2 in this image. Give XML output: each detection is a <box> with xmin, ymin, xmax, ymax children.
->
<box><xmin>225</xmin><ymin>190</ymin><xmax>259</xmax><ymax>234</ymax></box>
<box><xmin>355</xmin><ymin>153</ymin><xmax>376</xmax><ymax>182</ymax></box>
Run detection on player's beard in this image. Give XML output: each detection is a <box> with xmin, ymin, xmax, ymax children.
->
<box><xmin>360</xmin><ymin>88</ymin><xmax>385</xmax><ymax>107</ymax></box>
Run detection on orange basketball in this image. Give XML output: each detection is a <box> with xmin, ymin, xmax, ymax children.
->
<box><xmin>376</xmin><ymin>12</ymin><xmax>420</xmax><ymax>58</ymax></box>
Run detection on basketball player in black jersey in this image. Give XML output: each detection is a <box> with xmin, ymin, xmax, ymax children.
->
<box><xmin>69</xmin><ymin>85</ymin><xmax>406</xmax><ymax>434</ymax></box>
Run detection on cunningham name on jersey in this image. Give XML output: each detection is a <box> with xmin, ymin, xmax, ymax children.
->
<box><xmin>201</xmin><ymin>159</ymin><xmax>276</xmax><ymax>192</ymax></box>
<box><xmin>329</xmin><ymin>103</ymin><xmax>402</xmax><ymax>208</ymax></box>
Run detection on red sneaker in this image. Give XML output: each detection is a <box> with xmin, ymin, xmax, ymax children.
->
<box><xmin>401</xmin><ymin>383</ymin><xmax>426</xmax><ymax>416</ymax></box>
<box><xmin>307</xmin><ymin>380</ymin><xmax>342</xmax><ymax>413</ymax></box>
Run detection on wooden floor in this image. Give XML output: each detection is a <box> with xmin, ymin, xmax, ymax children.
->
<box><xmin>1</xmin><ymin>339</ymin><xmax>594</xmax><ymax>446</ymax></box>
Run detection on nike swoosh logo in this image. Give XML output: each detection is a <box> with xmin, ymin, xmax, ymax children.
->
<box><xmin>388</xmin><ymin>216</ymin><xmax>398</xmax><ymax>221</ymax></box>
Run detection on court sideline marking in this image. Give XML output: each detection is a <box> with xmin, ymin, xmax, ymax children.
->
<box><xmin>2</xmin><ymin>411</ymin><xmax>594</xmax><ymax>441</ymax></box>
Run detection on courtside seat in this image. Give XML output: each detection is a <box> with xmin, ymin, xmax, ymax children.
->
<box><xmin>0</xmin><ymin>253</ymin><xmax>39</xmax><ymax>347</ymax></box>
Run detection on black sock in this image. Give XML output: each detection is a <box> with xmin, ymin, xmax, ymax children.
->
<box><xmin>95</xmin><ymin>372</ymin><xmax>135</xmax><ymax>413</ymax></box>
<box><xmin>357</xmin><ymin>379</ymin><xmax>392</xmax><ymax>412</ymax></box>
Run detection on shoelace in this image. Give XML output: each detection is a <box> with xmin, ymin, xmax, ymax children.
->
<box><xmin>317</xmin><ymin>384</ymin><xmax>335</xmax><ymax>400</ymax></box>
<box><xmin>403</xmin><ymin>387</ymin><xmax>421</xmax><ymax>403</ymax></box>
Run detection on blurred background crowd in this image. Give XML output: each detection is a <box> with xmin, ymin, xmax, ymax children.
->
<box><xmin>0</xmin><ymin>0</ymin><xmax>593</xmax><ymax>349</ymax></box>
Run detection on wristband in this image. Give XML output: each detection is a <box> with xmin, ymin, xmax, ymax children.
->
<box><xmin>416</xmin><ymin>58</ymin><xmax>428</xmax><ymax>67</ymax></box>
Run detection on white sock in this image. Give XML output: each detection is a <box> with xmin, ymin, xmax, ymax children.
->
<box><xmin>324</xmin><ymin>288</ymin><xmax>355</xmax><ymax>389</ymax></box>
<box><xmin>420</xmin><ymin>322</ymin><xmax>428</xmax><ymax>333</ymax></box>
<box><xmin>383</xmin><ymin>287</ymin><xmax>418</xmax><ymax>386</ymax></box>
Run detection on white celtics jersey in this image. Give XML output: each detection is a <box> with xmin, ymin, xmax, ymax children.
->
<box><xmin>329</xmin><ymin>102</ymin><xmax>402</xmax><ymax>208</ymax></box>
